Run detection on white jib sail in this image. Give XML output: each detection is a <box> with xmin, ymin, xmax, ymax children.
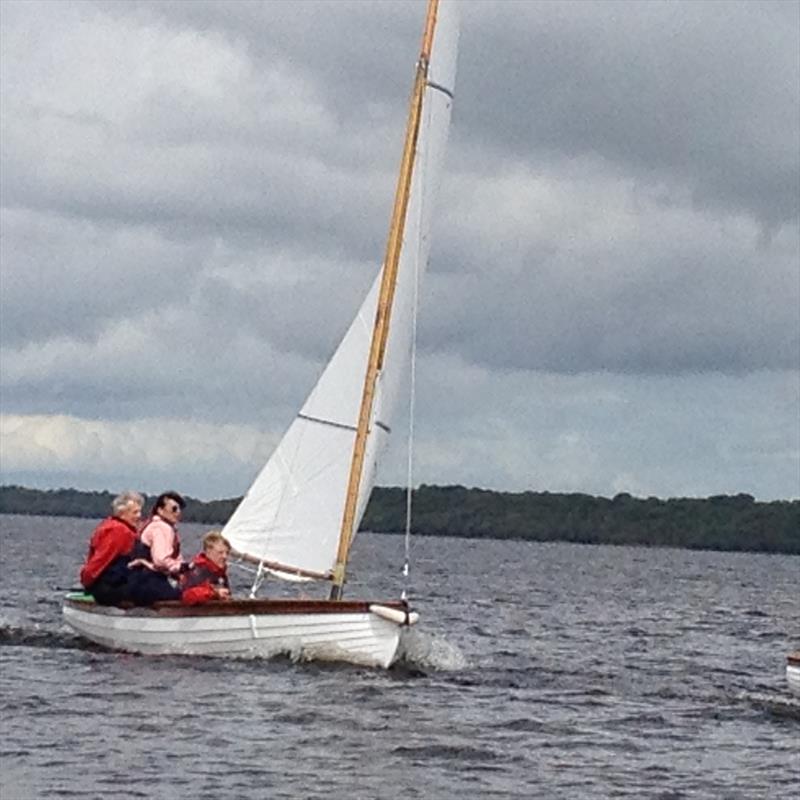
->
<box><xmin>222</xmin><ymin>0</ymin><xmax>459</xmax><ymax>579</ymax></box>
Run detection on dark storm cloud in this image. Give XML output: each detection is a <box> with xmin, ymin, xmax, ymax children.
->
<box><xmin>422</xmin><ymin>182</ymin><xmax>799</xmax><ymax>374</ymax></box>
<box><xmin>97</xmin><ymin>0</ymin><xmax>799</xmax><ymax>231</ymax></box>
<box><xmin>3</xmin><ymin>1</ymin><xmax>796</xmax><ymax>378</ymax></box>
<box><xmin>458</xmin><ymin>0</ymin><xmax>799</xmax><ymax>228</ymax></box>
<box><xmin>122</xmin><ymin>0</ymin><xmax>798</xmax><ymax>233</ymax></box>
<box><xmin>0</xmin><ymin>0</ymin><xmax>405</xmax><ymax>266</ymax></box>
<box><xmin>93</xmin><ymin>0</ymin><xmax>798</xmax><ymax>377</ymax></box>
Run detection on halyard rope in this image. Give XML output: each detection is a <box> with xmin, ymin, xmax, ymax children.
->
<box><xmin>402</xmin><ymin>87</ymin><xmax>431</xmax><ymax>602</ymax></box>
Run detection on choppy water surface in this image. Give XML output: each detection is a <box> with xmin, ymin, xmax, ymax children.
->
<box><xmin>1</xmin><ymin>514</ymin><xmax>797</xmax><ymax>799</ymax></box>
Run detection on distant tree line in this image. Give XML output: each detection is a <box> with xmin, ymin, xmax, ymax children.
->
<box><xmin>0</xmin><ymin>486</ymin><xmax>238</xmax><ymax>525</ymax></box>
<box><xmin>363</xmin><ymin>485</ymin><xmax>799</xmax><ymax>555</ymax></box>
<box><xmin>1</xmin><ymin>484</ymin><xmax>797</xmax><ymax>555</ymax></box>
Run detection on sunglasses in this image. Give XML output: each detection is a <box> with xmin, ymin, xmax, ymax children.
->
<box><xmin>166</xmin><ymin>503</ymin><xmax>182</xmax><ymax>513</ymax></box>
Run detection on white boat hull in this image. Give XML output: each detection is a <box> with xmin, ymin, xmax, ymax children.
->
<box><xmin>63</xmin><ymin>595</ymin><xmax>414</xmax><ymax>668</ymax></box>
<box><xmin>787</xmin><ymin>653</ymin><xmax>800</xmax><ymax>697</ymax></box>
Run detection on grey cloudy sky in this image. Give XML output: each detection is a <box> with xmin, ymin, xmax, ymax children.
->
<box><xmin>1</xmin><ymin>0</ymin><xmax>798</xmax><ymax>501</ymax></box>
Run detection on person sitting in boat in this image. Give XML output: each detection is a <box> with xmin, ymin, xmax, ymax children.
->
<box><xmin>127</xmin><ymin>491</ymin><xmax>189</xmax><ymax>604</ymax></box>
<box><xmin>181</xmin><ymin>530</ymin><xmax>232</xmax><ymax>605</ymax></box>
<box><xmin>79</xmin><ymin>490</ymin><xmax>144</xmax><ymax>605</ymax></box>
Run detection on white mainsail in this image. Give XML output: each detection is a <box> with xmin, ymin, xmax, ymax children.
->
<box><xmin>222</xmin><ymin>0</ymin><xmax>459</xmax><ymax>579</ymax></box>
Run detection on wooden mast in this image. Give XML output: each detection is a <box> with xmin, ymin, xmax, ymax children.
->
<box><xmin>330</xmin><ymin>0</ymin><xmax>440</xmax><ymax>600</ymax></box>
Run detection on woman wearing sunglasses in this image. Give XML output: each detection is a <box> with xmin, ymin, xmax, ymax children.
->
<box><xmin>127</xmin><ymin>491</ymin><xmax>190</xmax><ymax>604</ymax></box>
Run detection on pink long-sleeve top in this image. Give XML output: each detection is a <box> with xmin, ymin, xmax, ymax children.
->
<box><xmin>140</xmin><ymin>515</ymin><xmax>183</xmax><ymax>575</ymax></box>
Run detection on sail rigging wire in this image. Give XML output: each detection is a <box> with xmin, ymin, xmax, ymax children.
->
<box><xmin>401</xmin><ymin>242</ymin><xmax>418</xmax><ymax>600</ymax></box>
<box><xmin>402</xmin><ymin>77</ymin><xmax>435</xmax><ymax>602</ymax></box>
<box><xmin>401</xmin><ymin>240</ymin><xmax>419</xmax><ymax>601</ymax></box>
<box><xmin>249</xmin><ymin>560</ymin><xmax>267</xmax><ymax>598</ymax></box>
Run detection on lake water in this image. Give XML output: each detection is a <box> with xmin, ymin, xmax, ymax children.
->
<box><xmin>1</xmin><ymin>514</ymin><xmax>797</xmax><ymax>799</ymax></box>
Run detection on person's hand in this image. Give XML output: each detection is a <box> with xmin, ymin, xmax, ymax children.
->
<box><xmin>215</xmin><ymin>587</ymin><xmax>231</xmax><ymax>601</ymax></box>
<box><xmin>127</xmin><ymin>558</ymin><xmax>154</xmax><ymax>570</ymax></box>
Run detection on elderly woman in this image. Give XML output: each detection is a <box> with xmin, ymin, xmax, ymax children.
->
<box><xmin>79</xmin><ymin>490</ymin><xmax>143</xmax><ymax>605</ymax></box>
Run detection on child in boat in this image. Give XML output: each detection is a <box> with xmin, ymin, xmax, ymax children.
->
<box><xmin>181</xmin><ymin>530</ymin><xmax>232</xmax><ymax>605</ymax></box>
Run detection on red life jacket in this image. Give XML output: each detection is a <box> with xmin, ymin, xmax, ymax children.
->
<box><xmin>182</xmin><ymin>552</ymin><xmax>229</xmax><ymax>592</ymax></box>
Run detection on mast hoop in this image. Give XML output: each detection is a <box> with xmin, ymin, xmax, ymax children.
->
<box><xmin>426</xmin><ymin>80</ymin><xmax>454</xmax><ymax>100</ymax></box>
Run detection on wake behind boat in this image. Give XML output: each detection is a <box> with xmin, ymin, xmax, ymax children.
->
<box><xmin>62</xmin><ymin>0</ymin><xmax>459</xmax><ymax>668</ymax></box>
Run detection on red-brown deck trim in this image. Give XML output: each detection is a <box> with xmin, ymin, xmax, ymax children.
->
<box><xmin>788</xmin><ymin>651</ymin><xmax>800</xmax><ymax>666</ymax></box>
<box><xmin>64</xmin><ymin>597</ymin><xmax>408</xmax><ymax>618</ymax></box>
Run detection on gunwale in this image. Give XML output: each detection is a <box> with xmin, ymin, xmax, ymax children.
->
<box><xmin>63</xmin><ymin>596</ymin><xmax>407</xmax><ymax>618</ymax></box>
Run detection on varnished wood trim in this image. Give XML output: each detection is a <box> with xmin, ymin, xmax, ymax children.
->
<box><xmin>64</xmin><ymin>597</ymin><xmax>408</xmax><ymax>618</ymax></box>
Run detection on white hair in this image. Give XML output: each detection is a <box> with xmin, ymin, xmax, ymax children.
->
<box><xmin>111</xmin><ymin>490</ymin><xmax>144</xmax><ymax>515</ymax></box>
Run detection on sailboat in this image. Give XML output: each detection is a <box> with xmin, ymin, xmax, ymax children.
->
<box><xmin>62</xmin><ymin>0</ymin><xmax>459</xmax><ymax>668</ymax></box>
<box><xmin>787</xmin><ymin>652</ymin><xmax>800</xmax><ymax>696</ymax></box>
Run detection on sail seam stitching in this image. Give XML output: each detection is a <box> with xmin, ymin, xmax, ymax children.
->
<box><xmin>297</xmin><ymin>413</ymin><xmax>357</xmax><ymax>432</ymax></box>
<box><xmin>297</xmin><ymin>413</ymin><xmax>391</xmax><ymax>435</ymax></box>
